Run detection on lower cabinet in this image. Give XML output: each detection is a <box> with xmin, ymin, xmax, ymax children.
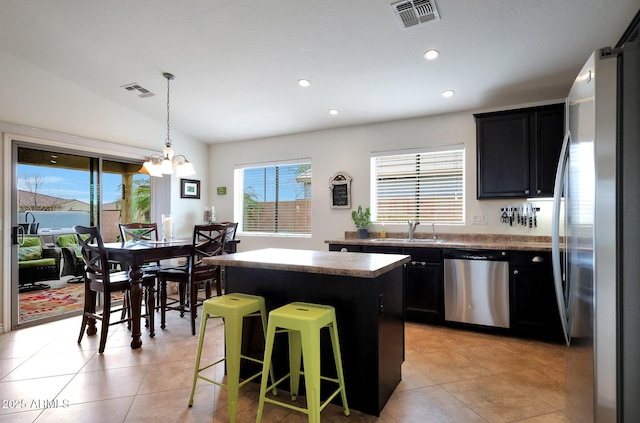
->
<box><xmin>510</xmin><ymin>251</ymin><xmax>564</xmax><ymax>342</ymax></box>
<box><xmin>328</xmin><ymin>244</ymin><xmax>362</xmax><ymax>252</ymax></box>
<box><xmin>328</xmin><ymin>243</ymin><xmax>562</xmax><ymax>342</ymax></box>
<box><xmin>363</xmin><ymin>245</ymin><xmax>443</xmax><ymax>324</ymax></box>
<box><xmin>404</xmin><ymin>251</ymin><xmax>443</xmax><ymax>324</ymax></box>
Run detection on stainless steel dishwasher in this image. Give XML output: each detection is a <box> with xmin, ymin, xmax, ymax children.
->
<box><xmin>443</xmin><ymin>249</ymin><xmax>510</xmax><ymax>328</ymax></box>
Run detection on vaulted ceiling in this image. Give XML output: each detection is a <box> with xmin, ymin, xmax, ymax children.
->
<box><xmin>0</xmin><ymin>1</ymin><xmax>637</xmax><ymax>144</ymax></box>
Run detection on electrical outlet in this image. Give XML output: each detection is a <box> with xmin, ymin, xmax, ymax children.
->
<box><xmin>472</xmin><ymin>214</ymin><xmax>488</xmax><ymax>225</ymax></box>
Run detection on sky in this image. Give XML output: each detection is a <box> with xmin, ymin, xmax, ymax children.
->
<box><xmin>18</xmin><ymin>164</ymin><xmax>132</xmax><ymax>204</ymax></box>
<box><xmin>243</xmin><ymin>163</ymin><xmax>310</xmax><ymax>202</ymax></box>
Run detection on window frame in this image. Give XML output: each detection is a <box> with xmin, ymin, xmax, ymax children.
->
<box><xmin>234</xmin><ymin>158</ymin><xmax>312</xmax><ymax>238</ymax></box>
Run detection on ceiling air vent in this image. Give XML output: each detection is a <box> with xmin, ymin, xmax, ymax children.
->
<box><xmin>121</xmin><ymin>83</ymin><xmax>155</xmax><ymax>98</ymax></box>
<box><xmin>391</xmin><ymin>0</ymin><xmax>440</xmax><ymax>29</ymax></box>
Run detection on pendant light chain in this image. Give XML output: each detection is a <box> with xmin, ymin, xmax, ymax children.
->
<box><xmin>141</xmin><ymin>72</ymin><xmax>195</xmax><ymax>177</ymax></box>
<box><xmin>165</xmin><ymin>73</ymin><xmax>172</xmax><ymax>147</ymax></box>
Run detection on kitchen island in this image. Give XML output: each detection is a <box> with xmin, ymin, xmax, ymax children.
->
<box><xmin>205</xmin><ymin>248</ymin><xmax>410</xmax><ymax>416</ymax></box>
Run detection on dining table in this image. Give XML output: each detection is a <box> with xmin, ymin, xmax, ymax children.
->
<box><xmin>102</xmin><ymin>239</ymin><xmax>193</xmax><ymax>349</ymax></box>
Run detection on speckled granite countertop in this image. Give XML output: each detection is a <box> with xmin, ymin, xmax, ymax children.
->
<box><xmin>326</xmin><ymin>232</ymin><xmax>553</xmax><ymax>252</ymax></box>
<box><xmin>204</xmin><ymin>248</ymin><xmax>411</xmax><ymax>278</ymax></box>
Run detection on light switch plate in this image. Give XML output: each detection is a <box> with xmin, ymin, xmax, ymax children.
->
<box><xmin>472</xmin><ymin>214</ymin><xmax>488</xmax><ymax>225</ymax></box>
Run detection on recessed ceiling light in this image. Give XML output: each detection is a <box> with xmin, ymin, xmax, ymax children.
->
<box><xmin>298</xmin><ymin>79</ymin><xmax>311</xmax><ymax>87</ymax></box>
<box><xmin>329</xmin><ymin>109</ymin><xmax>339</xmax><ymax>115</ymax></box>
<box><xmin>424</xmin><ymin>49</ymin><xmax>439</xmax><ymax>60</ymax></box>
<box><xmin>442</xmin><ymin>90</ymin><xmax>455</xmax><ymax>98</ymax></box>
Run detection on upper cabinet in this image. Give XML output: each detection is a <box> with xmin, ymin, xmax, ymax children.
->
<box><xmin>475</xmin><ymin>103</ymin><xmax>565</xmax><ymax>199</ymax></box>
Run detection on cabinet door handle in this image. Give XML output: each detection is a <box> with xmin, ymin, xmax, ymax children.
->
<box><xmin>537</xmin><ymin>189</ymin><xmax>541</xmax><ymax>194</ymax></box>
<box><xmin>525</xmin><ymin>189</ymin><xmax>530</xmax><ymax>195</ymax></box>
<box><xmin>514</xmin><ymin>269</ymin><xmax>519</xmax><ymax>275</ymax></box>
<box><xmin>531</xmin><ymin>256</ymin><xmax>544</xmax><ymax>263</ymax></box>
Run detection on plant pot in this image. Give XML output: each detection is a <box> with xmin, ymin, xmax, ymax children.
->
<box><xmin>357</xmin><ymin>228</ymin><xmax>369</xmax><ymax>239</ymax></box>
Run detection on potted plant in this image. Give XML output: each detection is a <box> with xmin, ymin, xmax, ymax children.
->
<box><xmin>351</xmin><ymin>205</ymin><xmax>371</xmax><ymax>239</ymax></box>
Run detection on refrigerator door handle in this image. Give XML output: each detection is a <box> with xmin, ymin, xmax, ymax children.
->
<box><xmin>552</xmin><ymin>129</ymin><xmax>571</xmax><ymax>346</ymax></box>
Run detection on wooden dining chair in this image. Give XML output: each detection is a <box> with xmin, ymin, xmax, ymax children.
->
<box><xmin>118</xmin><ymin>222</ymin><xmax>176</xmax><ymax>306</ymax></box>
<box><xmin>158</xmin><ymin>223</ymin><xmax>227</xmax><ymax>335</ymax></box>
<box><xmin>220</xmin><ymin>221</ymin><xmax>240</xmax><ymax>254</ymax></box>
<box><xmin>218</xmin><ymin>221</ymin><xmax>239</xmax><ymax>294</ymax></box>
<box><xmin>74</xmin><ymin>225</ymin><xmax>157</xmax><ymax>353</ymax></box>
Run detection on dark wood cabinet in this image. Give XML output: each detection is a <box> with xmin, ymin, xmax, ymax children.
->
<box><xmin>510</xmin><ymin>251</ymin><xmax>564</xmax><ymax>341</ymax></box>
<box><xmin>362</xmin><ymin>245</ymin><xmax>403</xmax><ymax>254</ymax></box>
<box><xmin>328</xmin><ymin>243</ymin><xmax>362</xmax><ymax>252</ymax></box>
<box><xmin>328</xmin><ymin>243</ymin><xmax>563</xmax><ymax>342</ymax></box>
<box><xmin>404</xmin><ymin>248</ymin><xmax>443</xmax><ymax>324</ymax></box>
<box><xmin>475</xmin><ymin>103</ymin><xmax>564</xmax><ymax>199</ymax></box>
<box><xmin>355</xmin><ymin>244</ymin><xmax>443</xmax><ymax>324</ymax></box>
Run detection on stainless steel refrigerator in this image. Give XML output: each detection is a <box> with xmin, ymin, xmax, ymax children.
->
<box><xmin>552</xmin><ymin>40</ymin><xmax>640</xmax><ymax>422</ymax></box>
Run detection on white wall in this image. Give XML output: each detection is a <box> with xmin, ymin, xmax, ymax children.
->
<box><xmin>209</xmin><ymin>106</ymin><xmax>558</xmax><ymax>252</ymax></box>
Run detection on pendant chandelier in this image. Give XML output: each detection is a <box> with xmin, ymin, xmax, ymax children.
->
<box><xmin>141</xmin><ymin>72</ymin><xmax>195</xmax><ymax>178</ymax></box>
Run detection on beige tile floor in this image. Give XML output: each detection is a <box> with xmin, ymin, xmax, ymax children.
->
<box><xmin>0</xmin><ymin>312</ymin><xmax>570</xmax><ymax>422</ymax></box>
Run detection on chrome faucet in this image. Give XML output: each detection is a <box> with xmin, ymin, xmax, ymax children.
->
<box><xmin>430</xmin><ymin>222</ymin><xmax>437</xmax><ymax>240</ymax></box>
<box><xmin>407</xmin><ymin>220</ymin><xmax>420</xmax><ymax>240</ymax></box>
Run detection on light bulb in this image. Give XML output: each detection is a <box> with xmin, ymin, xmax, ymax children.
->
<box><xmin>160</xmin><ymin>157</ymin><xmax>174</xmax><ymax>174</ymax></box>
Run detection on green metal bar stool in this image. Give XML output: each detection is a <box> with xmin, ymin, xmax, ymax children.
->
<box><xmin>256</xmin><ymin>302</ymin><xmax>349</xmax><ymax>423</ymax></box>
<box><xmin>188</xmin><ymin>292</ymin><xmax>275</xmax><ymax>423</ymax></box>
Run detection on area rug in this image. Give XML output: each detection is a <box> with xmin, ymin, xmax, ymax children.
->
<box><xmin>19</xmin><ymin>284</ymin><xmax>85</xmax><ymax>323</ymax></box>
<box><xmin>19</xmin><ymin>284</ymin><xmax>124</xmax><ymax>323</ymax></box>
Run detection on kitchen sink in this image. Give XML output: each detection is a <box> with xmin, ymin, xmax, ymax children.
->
<box><xmin>371</xmin><ymin>238</ymin><xmax>444</xmax><ymax>244</ymax></box>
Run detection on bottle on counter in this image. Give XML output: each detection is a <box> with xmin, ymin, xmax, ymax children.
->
<box><xmin>203</xmin><ymin>207</ymin><xmax>212</xmax><ymax>223</ymax></box>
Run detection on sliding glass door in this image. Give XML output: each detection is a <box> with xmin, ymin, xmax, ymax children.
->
<box><xmin>12</xmin><ymin>144</ymin><xmax>150</xmax><ymax>328</ymax></box>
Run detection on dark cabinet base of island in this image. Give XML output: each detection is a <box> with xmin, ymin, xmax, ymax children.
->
<box><xmin>225</xmin><ymin>265</ymin><xmax>404</xmax><ymax>416</ymax></box>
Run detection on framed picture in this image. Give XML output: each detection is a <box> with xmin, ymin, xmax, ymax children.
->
<box><xmin>180</xmin><ymin>179</ymin><xmax>201</xmax><ymax>199</ymax></box>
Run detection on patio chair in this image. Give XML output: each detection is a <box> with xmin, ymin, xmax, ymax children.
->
<box><xmin>18</xmin><ymin>236</ymin><xmax>61</xmax><ymax>292</ymax></box>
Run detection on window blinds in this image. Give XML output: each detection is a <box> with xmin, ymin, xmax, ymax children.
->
<box><xmin>372</xmin><ymin>148</ymin><xmax>464</xmax><ymax>223</ymax></box>
<box><xmin>238</xmin><ymin>162</ymin><xmax>311</xmax><ymax>235</ymax></box>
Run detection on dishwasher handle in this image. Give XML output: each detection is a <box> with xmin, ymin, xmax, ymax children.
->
<box><xmin>443</xmin><ymin>249</ymin><xmax>509</xmax><ymax>261</ymax></box>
